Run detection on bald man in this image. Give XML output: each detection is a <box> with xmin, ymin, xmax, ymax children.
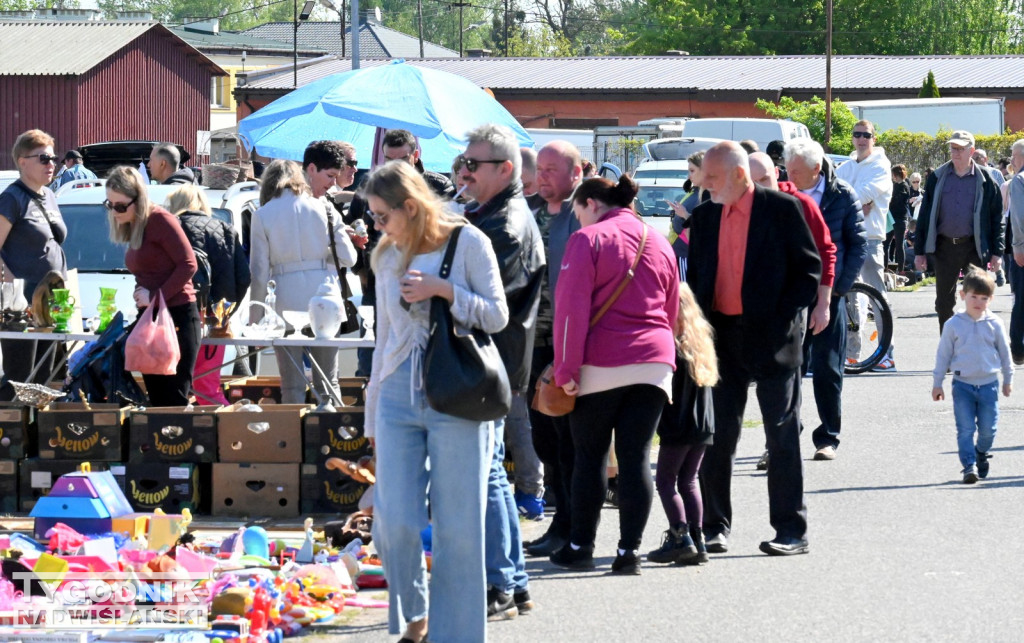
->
<box><xmin>687</xmin><ymin>142</ymin><xmax>821</xmax><ymax>556</ymax></box>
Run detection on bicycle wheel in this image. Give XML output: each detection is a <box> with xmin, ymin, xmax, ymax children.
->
<box><xmin>843</xmin><ymin>282</ymin><xmax>893</xmax><ymax>374</ymax></box>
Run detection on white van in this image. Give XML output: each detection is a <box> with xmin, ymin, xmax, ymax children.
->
<box><xmin>680</xmin><ymin>118</ymin><xmax>811</xmax><ymax>150</ymax></box>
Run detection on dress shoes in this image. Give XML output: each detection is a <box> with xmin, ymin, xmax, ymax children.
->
<box><xmin>526</xmin><ymin>532</ymin><xmax>568</xmax><ymax>557</ymax></box>
<box><xmin>704</xmin><ymin>532</ymin><xmax>729</xmax><ymax>553</ymax></box>
<box><xmin>759</xmin><ymin>536</ymin><xmax>809</xmax><ymax>556</ymax></box>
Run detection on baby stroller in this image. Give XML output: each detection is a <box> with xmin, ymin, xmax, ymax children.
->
<box><xmin>64</xmin><ymin>312</ymin><xmax>146</xmax><ymax>406</ymax></box>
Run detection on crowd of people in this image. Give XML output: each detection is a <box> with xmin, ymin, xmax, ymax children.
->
<box><xmin>1</xmin><ymin>120</ymin><xmax>1021</xmax><ymax>642</ymax></box>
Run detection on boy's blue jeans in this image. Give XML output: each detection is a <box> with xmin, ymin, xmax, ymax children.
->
<box><xmin>952</xmin><ymin>379</ymin><xmax>999</xmax><ymax>469</ymax></box>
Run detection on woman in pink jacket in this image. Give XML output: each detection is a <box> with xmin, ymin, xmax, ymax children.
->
<box><xmin>549</xmin><ymin>175</ymin><xmax>680</xmax><ymax>575</ymax></box>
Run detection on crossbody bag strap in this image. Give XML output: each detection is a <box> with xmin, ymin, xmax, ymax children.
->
<box><xmin>589</xmin><ymin>223</ymin><xmax>648</xmax><ymax>328</ymax></box>
<box><xmin>325</xmin><ymin>206</ymin><xmax>354</xmax><ymax>300</ymax></box>
<box><xmin>438</xmin><ymin>225</ymin><xmax>463</xmax><ymax>279</ymax></box>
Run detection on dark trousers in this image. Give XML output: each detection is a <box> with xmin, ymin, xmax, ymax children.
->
<box><xmin>0</xmin><ymin>337</ymin><xmax>56</xmax><ymax>401</ymax></box>
<box><xmin>802</xmin><ymin>295</ymin><xmax>847</xmax><ymax>449</ymax></box>
<box><xmin>568</xmin><ymin>384</ymin><xmax>666</xmax><ymax>552</ymax></box>
<box><xmin>701</xmin><ymin>316</ymin><xmax>807</xmax><ymax>540</ymax></box>
<box><xmin>932</xmin><ymin>235</ymin><xmax>982</xmax><ymax>332</ymax></box>
<box><xmin>1010</xmin><ymin>259</ymin><xmax>1024</xmax><ymax>356</ymax></box>
<box><xmin>140</xmin><ymin>302</ymin><xmax>201</xmax><ymax>407</ymax></box>
<box><xmin>885</xmin><ymin>221</ymin><xmax>907</xmax><ymax>270</ymax></box>
<box><xmin>528</xmin><ymin>344</ymin><xmax>573</xmax><ymax>539</ymax></box>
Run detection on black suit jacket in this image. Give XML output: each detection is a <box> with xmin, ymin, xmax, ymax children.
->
<box><xmin>686</xmin><ymin>185</ymin><xmax>821</xmax><ymax>378</ymax></box>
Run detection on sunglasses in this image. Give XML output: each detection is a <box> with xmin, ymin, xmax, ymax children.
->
<box><xmin>23</xmin><ymin>154</ymin><xmax>59</xmax><ymax>165</ymax></box>
<box><xmin>104</xmin><ymin>199</ymin><xmax>135</xmax><ymax>213</ymax></box>
<box><xmin>457</xmin><ymin>155</ymin><xmax>507</xmax><ymax>173</ymax></box>
<box><xmin>369</xmin><ymin>209</ymin><xmax>392</xmax><ymax>226</ymax></box>
<box><xmin>852</xmin><ymin>132</ymin><xmax>874</xmax><ymax>139</ymax></box>
<box><xmin>343</xmin><ymin>158</ymin><xmax>358</xmax><ymax>168</ymax></box>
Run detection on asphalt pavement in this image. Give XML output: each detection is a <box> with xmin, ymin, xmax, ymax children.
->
<box><xmin>330</xmin><ymin>281</ymin><xmax>1024</xmax><ymax>642</ymax></box>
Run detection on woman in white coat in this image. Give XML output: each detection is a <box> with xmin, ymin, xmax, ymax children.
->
<box><xmin>250</xmin><ymin>159</ymin><xmax>357</xmax><ymax>403</ymax></box>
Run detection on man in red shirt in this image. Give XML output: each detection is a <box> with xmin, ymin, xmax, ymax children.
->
<box><xmin>687</xmin><ymin>142</ymin><xmax>821</xmax><ymax>556</ymax></box>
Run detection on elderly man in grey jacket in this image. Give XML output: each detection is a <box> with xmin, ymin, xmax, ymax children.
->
<box><xmin>915</xmin><ymin>130</ymin><xmax>1005</xmax><ymax>332</ymax></box>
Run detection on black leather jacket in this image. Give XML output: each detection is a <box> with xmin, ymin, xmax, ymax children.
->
<box><xmin>467</xmin><ymin>184</ymin><xmax>547</xmax><ymax>393</ymax></box>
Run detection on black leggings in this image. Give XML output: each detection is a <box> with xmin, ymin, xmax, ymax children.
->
<box><xmin>140</xmin><ymin>301</ymin><xmax>201</xmax><ymax>407</ymax></box>
<box><xmin>569</xmin><ymin>384</ymin><xmax>666</xmax><ymax>552</ymax></box>
<box><xmin>884</xmin><ymin>220</ymin><xmax>907</xmax><ymax>271</ymax></box>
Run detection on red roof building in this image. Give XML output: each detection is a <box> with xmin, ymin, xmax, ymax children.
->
<box><xmin>0</xmin><ymin>20</ymin><xmax>225</xmax><ymax>171</ymax></box>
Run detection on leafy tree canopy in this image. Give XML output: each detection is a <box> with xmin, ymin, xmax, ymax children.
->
<box><xmin>756</xmin><ymin>96</ymin><xmax>857</xmax><ymax>155</ymax></box>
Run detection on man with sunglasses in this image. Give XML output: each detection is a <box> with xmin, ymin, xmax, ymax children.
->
<box><xmin>835</xmin><ymin>120</ymin><xmax>896</xmax><ymax>370</ymax></box>
<box><xmin>915</xmin><ymin>130</ymin><xmax>1005</xmax><ymax>332</ymax></box>
<box><xmin>343</xmin><ymin>130</ymin><xmax>454</xmax><ymax>378</ymax></box>
<box><xmin>0</xmin><ymin>130</ymin><xmax>68</xmax><ymax>401</ymax></box>
<box><xmin>458</xmin><ymin>123</ymin><xmax>546</xmax><ymax>621</ymax></box>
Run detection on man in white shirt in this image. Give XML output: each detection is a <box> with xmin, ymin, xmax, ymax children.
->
<box><xmin>835</xmin><ymin>120</ymin><xmax>896</xmax><ymax>370</ymax></box>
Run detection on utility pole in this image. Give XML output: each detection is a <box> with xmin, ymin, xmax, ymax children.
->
<box><xmin>452</xmin><ymin>1</ymin><xmax>470</xmax><ymax>57</ymax></box>
<box><xmin>351</xmin><ymin>0</ymin><xmax>360</xmax><ymax>69</ymax></box>
<box><xmin>293</xmin><ymin>0</ymin><xmax>298</xmax><ymax>87</ymax></box>
<box><xmin>503</xmin><ymin>0</ymin><xmax>509</xmax><ymax>56</ymax></box>
<box><xmin>825</xmin><ymin>0</ymin><xmax>833</xmax><ymax>150</ymax></box>
<box><xmin>417</xmin><ymin>0</ymin><xmax>424</xmax><ymax>57</ymax></box>
<box><xmin>341</xmin><ymin>0</ymin><xmax>346</xmax><ymax>57</ymax></box>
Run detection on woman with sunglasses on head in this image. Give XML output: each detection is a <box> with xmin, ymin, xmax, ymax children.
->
<box><xmin>363</xmin><ymin>161</ymin><xmax>507</xmax><ymax>643</ymax></box>
<box><xmin>105</xmin><ymin>165</ymin><xmax>199</xmax><ymax>407</ymax></box>
<box><xmin>0</xmin><ymin>129</ymin><xmax>68</xmax><ymax>401</ymax></box>
<box><xmin>250</xmin><ymin>159</ymin><xmax>356</xmax><ymax>405</ymax></box>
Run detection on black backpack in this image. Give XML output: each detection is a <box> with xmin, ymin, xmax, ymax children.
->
<box><xmin>191</xmin><ymin>245</ymin><xmax>212</xmax><ymax>312</ymax></box>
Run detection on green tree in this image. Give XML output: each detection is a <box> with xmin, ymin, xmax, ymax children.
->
<box><xmin>919</xmin><ymin>71</ymin><xmax>941</xmax><ymax>98</ymax></box>
<box><xmin>756</xmin><ymin>96</ymin><xmax>857</xmax><ymax>155</ymax></box>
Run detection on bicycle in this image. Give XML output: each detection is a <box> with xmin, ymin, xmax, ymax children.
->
<box><xmin>843</xmin><ymin>281</ymin><xmax>893</xmax><ymax>374</ymax></box>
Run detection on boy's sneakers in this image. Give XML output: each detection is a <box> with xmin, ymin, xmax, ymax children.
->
<box><xmin>962</xmin><ymin>465</ymin><xmax>979</xmax><ymax>484</ymax></box>
<box><xmin>515</xmin><ymin>490</ymin><xmax>545</xmax><ymax>521</ymax></box>
<box><xmin>486</xmin><ymin>588</ymin><xmax>518</xmax><ymax>621</ymax></box>
<box><xmin>976</xmin><ymin>449</ymin><xmax>991</xmax><ymax>479</ymax></box>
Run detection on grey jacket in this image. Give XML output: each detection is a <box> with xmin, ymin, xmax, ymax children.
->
<box><xmin>932</xmin><ymin>310</ymin><xmax>1013</xmax><ymax>388</ymax></box>
<box><xmin>915</xmin><ymin>161</ymin><xmax>1005</xmax><ymax>262</ymax></box>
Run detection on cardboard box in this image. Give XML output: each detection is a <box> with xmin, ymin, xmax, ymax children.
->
<box><xmin>0</xmin><ymin>404</ymin><xmax>35</xmax><ymax>459</ymax></box>
<box><xmin>0</xmin><ymin>460</ymin><xmax>17</xmax><ymax>514</ymax></box>
<box><xmin>211</xmin><ymin>463</ymin><xmax>299</xmax><ymax>518</ymax></box>
<box><xmin>300</xmin><ymin>461</ymin><xmax>369</xmax><ymax>515</ymax></box>
<box><xmin>302</xmin><ymin>408</ymin><xmax>370</xmax><ymax>463</ymax></box>
<box><xmin>36</xmin><ymin>403</ymin><xmax>127</xmax><ymax>461</ymax></box>
<box><xmin>217</xmin><ymin>404</ymin><xmax>308</xmax><ymax>463</ymax></box>
<box><xmin>19</xmin><ymin>459</ymin><xmax>115</xmax><ymax>512</ymax></box>
<box><xmin>110</xmin><ymin>462</ymin><xmax>203</xmax><ymax>513</ymax></box>
<box><xmin>128</xmin><ymin>407</ymin><xmax>217</xmax><ymax>463</ymax></box>
<box><xmin>337</xmin><ymin>377</ymin><xmax>368</xmax><ymax>404</ymax></box>
<box><xmin>226</xmin><ymin>376</ymin><xmax>283</xmax><ymax>405</ymax></box>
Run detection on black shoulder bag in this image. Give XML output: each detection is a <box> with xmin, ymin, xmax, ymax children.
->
<box><xmin>423</xmin><ymin>226</ymin><xmax>512</xmax><ymax>421</ymax></box>
<box><xmin>326</xmin><ymin>206</ymin><xmax>361</xmax><ymax>335</ymax></box>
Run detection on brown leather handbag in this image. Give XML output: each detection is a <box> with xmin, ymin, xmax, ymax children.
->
<box><xmin>532</xmin><ymin>225</ymin><xmax>648</xmax><ymax>417</ymax></box>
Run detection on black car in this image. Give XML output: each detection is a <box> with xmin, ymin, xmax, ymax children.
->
<box><xmin>77</xmin><ymin>141</ymin><xmax>191</xmax><ymax>178</ymax></box>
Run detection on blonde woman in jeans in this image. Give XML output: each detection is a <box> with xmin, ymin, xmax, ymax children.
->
<box><xmin>363</xmin><ymin>161</ymin><xmax>508</xmax><ymax>643</ymax></box>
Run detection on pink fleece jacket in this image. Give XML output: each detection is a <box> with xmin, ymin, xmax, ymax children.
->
<box><xmin>553</xmin><ymin>207</ymin><xmax>680</xmax><ymax>387</ymax></box>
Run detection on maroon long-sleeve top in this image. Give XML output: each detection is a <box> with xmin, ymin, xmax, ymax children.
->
<box><xmin>125</xmin><ymin>206</ymin><xmax>197</xmax><ymax>308</ymax></box>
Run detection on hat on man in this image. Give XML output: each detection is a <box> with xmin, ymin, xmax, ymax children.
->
<box><xmin>63</xmin><ymin>150</ymin><xmax>82</xmax><ymax>161</ymax></box>
<box><xmin>946</xmin><ymin>130</ymin><xmax>976</xmax><ymax>148</ymax></box>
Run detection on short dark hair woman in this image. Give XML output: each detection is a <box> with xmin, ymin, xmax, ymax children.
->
<box><xmin>550</xmin><ymin>174</ymin><xmax>680</xmax><ymax>574</ymax></box>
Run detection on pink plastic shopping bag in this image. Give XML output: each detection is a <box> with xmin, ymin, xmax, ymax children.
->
<box><xmin>124</xmin><ymin>291</ymin><xmax>180</xmax><ymax>375</ymax></box>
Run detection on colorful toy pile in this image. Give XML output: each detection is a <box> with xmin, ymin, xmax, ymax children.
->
<box><xmin>0</xmin><ymin>463</ymin><xmax>387</xmax><ymax>639</ymax></box>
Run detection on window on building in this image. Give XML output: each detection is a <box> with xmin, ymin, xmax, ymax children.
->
<box><xmin>211</xmin><ymin>76</ymin><xmax>229</xmax><ymax>108</ymax></box>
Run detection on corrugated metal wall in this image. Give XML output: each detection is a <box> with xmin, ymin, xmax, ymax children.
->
<box><xmin>0</xmin><ymin>28</ymin><xmax>212</xmax><ymax>171</ymax></box>
<box><xmin>0</xmin><ymin>77</ymin><xmax>77</xmax><ymax>171</ymax></box>
<box><xmin>77</xmin><ymin>29</ymin><xmax>211</xmax><ymax>156</ymax></box>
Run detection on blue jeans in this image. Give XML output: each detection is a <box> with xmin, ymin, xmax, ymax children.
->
<box><xmin>371</xmin><ymin>356</ymin><xmax>489</xmax><ymax>642</ymax></box>
<box><xmin>952</xmin><ymin>379</ymin><xmax>999</xmax><ymax>469</ymax></box>
<box><xmin>803</xmin><ymin>295</ymin><xmax>847</xmax><ymax>449</ymax></box>
<box><xmin>486</xmin><ymin>417</ymin><xmax>529</xmax><ymax>593</ymax></box>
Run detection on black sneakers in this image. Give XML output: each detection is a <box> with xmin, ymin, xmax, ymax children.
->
<box><xmin>549</xmin><ymin>543</ymin><xmax>595</xmax><ymax>569</ymax></box>
<box><xmin>513</xmin><ymin>589</ymin><xmax>534</xmax><ymax>614</ymax></box>
<box><xmin>962</xmin><ymin>465</ymin><xmax>979</xmax><ymax>484</ymax></box>
<box><xmin>611</xmin><ymin>550</ymin><xmax>641</xmax><ymax>575</ymax></box>
<box><xmin>976</xmin><ymin>449</ymin><xmax>991</xmax><ymax>479</ymax></box>
<box><xmin>486</xmin><ymin>587</ymin><xmax>518</xmax><ymax>621</ymax></box>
